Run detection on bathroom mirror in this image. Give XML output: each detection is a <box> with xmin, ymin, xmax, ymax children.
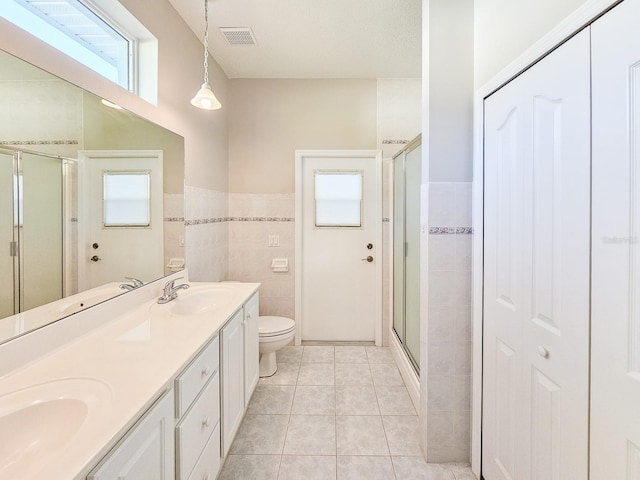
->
<box><xmin>0</xmin><ymin>49</ymin><xmax>185</xmax><ymax>344</ymax></box>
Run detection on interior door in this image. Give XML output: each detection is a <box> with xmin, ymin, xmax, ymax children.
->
<box><xmin>79</xmin><ymin>150</ymin><xmax>163</xmax><ymax>290</ymax></box>
<box><xmin>298</xmin><ymin>150</ymin><xmax>382</xmax><ymax>343</ymax></box>
<box><xmin>482</xmin><ymin>29</ymin><xmax>591</xmax><ymax>480</ymax></box>
<box><xmin>591</xmin><ymin>0</ymin><xmax>640</xmax><ymax>477</ymax></box>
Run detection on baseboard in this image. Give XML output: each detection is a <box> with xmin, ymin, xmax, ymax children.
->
<box><xmin>390</xmin><ymin>332</ymin><xmax>420</xmax><ymax>411</ymax></box>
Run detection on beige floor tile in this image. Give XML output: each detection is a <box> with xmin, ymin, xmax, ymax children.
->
<box><xmin>283</xmin><ymin>415</ymin><xmax>336</xmax><ymax>455</ymax></box>
<box><xmin>278</xmin><ymin>455</ymin><xmax>337</xmax><ymax>480</ymax></box>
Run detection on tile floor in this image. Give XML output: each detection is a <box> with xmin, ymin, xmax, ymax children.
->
<box><xmin>219</xmin><ymin>345</ymin><xmax>476</xmax><ymax>480</ymax></box>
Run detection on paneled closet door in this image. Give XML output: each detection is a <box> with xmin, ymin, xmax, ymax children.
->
<box><xmin>591</xmin><ymin>0</ymin><xmax>640</xmax><ymax>477</ymax></box>
<box><xmin>482</xmin><ymin>29</ymin><xmax>591</xmax><ymax>480</ymax></box>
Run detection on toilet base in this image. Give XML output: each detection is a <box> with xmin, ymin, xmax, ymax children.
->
<box><xmin>259</xmin><ymin>352</ymin><xmax>278</xmax><ymax>377</ymax></box>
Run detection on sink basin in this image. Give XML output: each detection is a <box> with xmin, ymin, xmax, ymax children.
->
<box><xmin>0</xmin><ymin>378</ymin><xmax>111</xmax><ymax>478</ymax></box>
<box><xmin>159</xmin><ymin>284</ymin><xmax>235</xmax><ymax>316</ymax></box>
<box><xmin>50</xmin><ymin>284</ymin><xmax>123</xmax><ymax>317</ymax></box>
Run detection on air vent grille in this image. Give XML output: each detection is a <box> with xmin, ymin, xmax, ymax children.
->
<box><xmin>220</xmin><ymin>27</ymin><xmax>257</xmax><ymax>45</ymax></box>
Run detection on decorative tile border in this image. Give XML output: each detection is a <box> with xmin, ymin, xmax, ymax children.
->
<box><xmin>164</xmin><ymin>217</ymin><xmax>185</xmax><ymax>222</ymax></box>
<box><xmin>382</xmin><ymin>139</ymin><xmax>410</xmax><ymax>145</ymax></box>
<box><xmin>229</xmin><ymin>217</ymin><xmax>295</xmax><ymax>222</ymax></box>
<box><xmin>185</xmin><ymin>216</ymin><xmax>295</xmax><ymax>226</ymax></box>
<box><xmin>429</xmin><ymin>226</ymin><xmax>473</xmax><ymax>235</ymax></box>
<box><xmin>382</xmin><ymin>218</ymin><xmax>390</xmax><ymax>223</ymax></box>
<box><xmin>1</xmin><ymin>139</ymin><xmax>79</xmax><ymax>146</ymax></box>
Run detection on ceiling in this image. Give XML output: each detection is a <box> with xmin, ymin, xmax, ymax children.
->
<box><xmin>167</xmin><ymin>0</ymin><xmax>421</xmax><ymax>79</ymax></box>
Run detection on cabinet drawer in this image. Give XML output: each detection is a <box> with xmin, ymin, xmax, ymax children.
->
<box><xmin>187</xmin><ymin>423</ymin><xmax>221</xmax><ymax>480</ymax></box>
<box><xmin>175</xmin><ymin>336</ymin><xmax>219</xmax><ymax>417</ymax></box>
<box><xmin>176</xmin><ymin>373</ymin><xmax>220</xmax><ymax>479</ymax></box>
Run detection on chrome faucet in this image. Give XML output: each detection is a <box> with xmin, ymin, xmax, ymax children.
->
<box><xmin>119</xmin><ymin>277</ymin><xmax>144</xmax><ymax>291</ymax></box>
<box><xmin>158</xmin><ymin>277</ymin><xmax>189</xmax><ymax>304</ymax></box>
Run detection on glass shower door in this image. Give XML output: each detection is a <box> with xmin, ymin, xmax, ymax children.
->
<box><xmin>404</xmin><ymin>144</ymin><xmax>421</xmax><ymax>364</ymax></box>
<box><xmin>392</xmin><ymin>137</ymin><xmax>421</xmax><ymax>373</ymax></box>
<box><xmin>393</xmin><ymin>154</ymin><xmax>405</xmax><ymax>341</ymax></box>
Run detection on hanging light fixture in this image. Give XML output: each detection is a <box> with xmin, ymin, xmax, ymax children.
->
<box><xmin>191</xmin><ymin>0</ymin><xmax>221</xmax><ymax>110</ymax></box>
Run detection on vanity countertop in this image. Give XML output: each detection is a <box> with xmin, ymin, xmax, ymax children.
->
<box><xmin>0</xmin><ymin>280</ymin><xmax>260</xmax><ymax>480</ymax></box>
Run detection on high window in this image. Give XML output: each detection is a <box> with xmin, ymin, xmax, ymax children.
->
<box><xmin>0</xmin><ymin>0</ymin><xmax>158</xmax><ymax>103</ymax></box>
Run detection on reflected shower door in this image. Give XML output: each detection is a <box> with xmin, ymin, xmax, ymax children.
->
<box><xmin>20</xmin><ymin>152</ymin><xmax>63</xmax><ymax>310</ymax></box>
<box><xmin>0</xmin><ymin>152</ymin><xmax>15</xmax><ymax>318</ymax></box>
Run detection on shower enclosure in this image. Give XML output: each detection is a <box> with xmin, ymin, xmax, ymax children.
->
<box><xmin>0</xmin><ymin>147</ymin><xmax>74</xmax><ymax>318</ymax></box>
<box><xmin>392</xmin><ymin>136</ymin><xmax>421</xmax><ymax>373</ymax></box>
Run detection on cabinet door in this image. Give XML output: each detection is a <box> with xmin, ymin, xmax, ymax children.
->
<box><xmin>88</xmin><ymin>391</ymin><xmax>175</xmax><ymax>480</ymax></box>
<box><xmin>482</xmin><ymin>29</ymin><xmax>590</xmax><ymax>480</ymax></box>
<box><xmin>222</xmin><ymin>309</ymin><xmax>245</xmax><ymax>457</ymax></box>
<box><xmin>591</xmin><ymin>0</ymin><xmax>640</xmax><ymax>477</ymax></box>
<box><xmin>244</xmin><ymin>293</ymin><xmax>260</xmax><ymax>408</ymax></box>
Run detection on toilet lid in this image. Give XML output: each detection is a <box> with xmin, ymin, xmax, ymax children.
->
<box><xmin>259</xmin><ymin>316</ymin><xmax>295</xmax><ymax>337</ymax></box>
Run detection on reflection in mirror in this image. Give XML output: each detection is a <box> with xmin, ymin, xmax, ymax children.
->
<box><xmin>0</xmin><ymin>49</ymin><xmax>185</xmax><ymax>344</ymax></box>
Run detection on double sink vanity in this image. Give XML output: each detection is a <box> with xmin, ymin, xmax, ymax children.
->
<box><xmin>0</xmin><ymin>271</ymin><xmax>260</xmax><ymax>480</ymax></box>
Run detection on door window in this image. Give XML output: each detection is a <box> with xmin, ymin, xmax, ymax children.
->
<box><xmin>314</xmin><ymin>171</ymin><xmax>363</xmax><ymax>227</ymax></box>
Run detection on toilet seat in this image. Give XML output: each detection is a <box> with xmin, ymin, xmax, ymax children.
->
<box><xmin>259</xmin><ymin>316</ymin><xmax>295</xmax><ymax>337</ymax></box>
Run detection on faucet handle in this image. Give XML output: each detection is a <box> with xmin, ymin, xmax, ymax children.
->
<box><xmin>164</xmin><ymin>276</ymin><xmax>184</xmax><ymax>290</ymax></box>
<box><xmin>125</xmin><ymin>277</ymin><xmax>144</xmax><ymax>287</ymax></box>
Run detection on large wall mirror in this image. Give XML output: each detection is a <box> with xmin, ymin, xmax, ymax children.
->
<box><xmin>0</xmin><ymin>49</ymin><xmax>185</xmax><ymax>344</ymax></box>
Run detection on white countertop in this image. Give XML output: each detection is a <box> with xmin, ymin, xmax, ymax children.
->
<box><xmin>0</xmin><ymin>279</ymin><xmax>260</xmax><ymax>480</ymax></box>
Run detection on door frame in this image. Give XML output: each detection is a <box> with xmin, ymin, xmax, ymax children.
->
<box><xmin>471</xmin><ymin>0</ymin><xmax>622</xmax><ymax>475</ymax></box>
<box><xmin>295</xmin><ymin>149</ymin><xmax>383</xmax><ymax>347</ymax></box>
<box><xmin>77</xmin><ymin>149</ymin><xmax>163</xmax><ymax>291</ymax></box>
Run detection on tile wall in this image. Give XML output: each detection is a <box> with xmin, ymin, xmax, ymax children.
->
<box><xmin>163</xmin><ymin>192</ymin><xmax>185</xmax><ymax>276</ymax></box>
<box><xmin>184</xmin><ymin>186</ymin><xmax>228</xmax><ymax>282</ymax></box>
<box><xmin>227</xmin><ymin>193</ymin><xmax>295</xmax><ymax>319</ymax></box>
<box><xmin>426</xmin><ymin>182</ymin><xmax>473</xmax><ymax>462</ymax></box>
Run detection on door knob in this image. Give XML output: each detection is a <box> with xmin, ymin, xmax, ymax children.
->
<box><xmin>90</xmin><ymin>255</ymin><xmax>101</xmax><ymax>262</ymax></box>
<box><xmin>361</xmin><ymin>256</ymin><xmax>374</xmax><ymax>263</ymax></box>
<box><xmin>366</xmin><ymin>243</ymin><xmax>374</xmax><ymax>250</ymax></box>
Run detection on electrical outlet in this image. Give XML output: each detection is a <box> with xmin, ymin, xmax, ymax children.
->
<box><xmin>179</xmin><ymin>235</ymin><xmax>185</xmax><ymax>247</ymax></box>
<box><xmin>268</xmin><ymin>235</ymin><xmax>280</xmax><ymax>247</ymax></box>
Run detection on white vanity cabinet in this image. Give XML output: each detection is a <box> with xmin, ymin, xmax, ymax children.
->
<box><xmin>88</xmin><ymin>391</ymin><xmax>175</xmax><ymax>480</ymax></box>
<box><xmin>221</xmin><ymin>292</ymin><xmax>260</xmax><ymax>456</ymax></box>
<box><xmin>79</xmin><ymin>284</ymin><xmax>260</xmax><ymax>480</ymax></box>
<box><xmin>243</xmin><ymin>293</ymin><xmax>259</xmax><ymax>408</ymax></box>
<box><xmin>175</xmin><ymin>336</ymin><xmax>220</xmax><ymax>480</ymax></box>
<box><xmin>221</xmin><ymin>308</ymin><xmax>245</xmax><ymax>456</ymax></box>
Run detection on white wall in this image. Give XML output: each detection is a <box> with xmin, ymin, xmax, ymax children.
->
<box><xmin>474</xmin><ymin>0</ymin><xmax>589</xmax><ymax>87</ymax></box>
<box><xmin>228</xmin><ymin>79</ymin><xmax>378</xmax><ymax>194</ymax></box>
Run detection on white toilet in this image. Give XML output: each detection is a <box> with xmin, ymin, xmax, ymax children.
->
<box><xmin>258</xmin><ymin>316</ymin><xmax>295</xmax><ymax>377</ymax></box>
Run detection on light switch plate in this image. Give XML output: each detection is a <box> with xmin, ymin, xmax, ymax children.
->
<box><xmin>268</xmin><ymin>235</ymin><xmax>279</xmax><ymax>247</ymax></box>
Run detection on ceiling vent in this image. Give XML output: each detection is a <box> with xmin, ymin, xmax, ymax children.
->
<box><xmin>220</xmin><ymin>27</ymin><xmax>257</xmax><ymax>45</ymax></box>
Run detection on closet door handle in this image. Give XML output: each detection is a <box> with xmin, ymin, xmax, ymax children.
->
<box><xmin>361</xmin><ymin>256</ymin><xmax>374</xmax><ymax>263</ymax></box>
<box><xmin>537</xmin><ymin>345</ymin><xmax>549</xmax><ymax>359</ymax></box>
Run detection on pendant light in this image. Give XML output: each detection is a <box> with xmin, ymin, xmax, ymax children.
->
<box><xmin>191</xmin><ymin>0</ymin><xmax>221</xmax><ymax>110</ymax></box>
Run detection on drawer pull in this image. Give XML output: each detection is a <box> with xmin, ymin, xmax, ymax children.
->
<box><xmin>201</xmin><ymin>367</ymin><xmax>211</xmax><ymax>377</ymax></box>
<box><xmin>247</xmin><ymin>313</ymin><xmax>252</xmax><ymax>320</ymax></box>
<box><xmin>202</xmin><ymin>417</ymin><xmax>211</xmax><ymax>429</ymax></box>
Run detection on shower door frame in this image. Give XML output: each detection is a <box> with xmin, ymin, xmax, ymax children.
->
<box><xmin>1</xmin><ymin>146</ymin><xmax>73</xmax><ymax>316</ymax></box>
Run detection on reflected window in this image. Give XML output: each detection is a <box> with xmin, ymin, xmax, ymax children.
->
<box><xmin>314</xmin><ymin>171</ymin><xmax>363</xmax><ymax>227</ymax></box>
<box><xmin>103</xmin><ymin>172</ymin><xmax>150</xmax><ymax>227</ymax></box>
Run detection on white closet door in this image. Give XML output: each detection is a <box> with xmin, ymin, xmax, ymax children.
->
<box><xmin>591</xmin><ymin>0</ymin><xmax>640</xmax><ymax>478</ymax></box>
<box><xmin>482</xmin><ymin>29</ymin><xmax>591</xmax><ymax>480</ymax></box>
